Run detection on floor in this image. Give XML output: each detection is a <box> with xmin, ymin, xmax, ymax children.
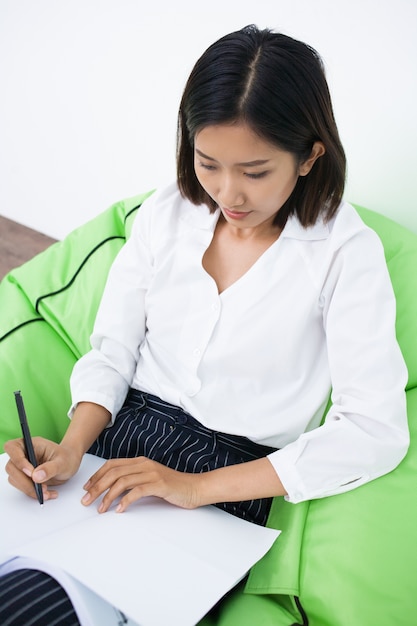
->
<box><xmin>0</xmin><ymin>215</ymin><xmax>57</xmax><ymax>280</ymax></box>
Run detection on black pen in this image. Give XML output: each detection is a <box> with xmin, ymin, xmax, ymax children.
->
<box><xmin>14</xmin><ymin>390</ymin><xmax>44</xmax><ymax>506</ymax></box>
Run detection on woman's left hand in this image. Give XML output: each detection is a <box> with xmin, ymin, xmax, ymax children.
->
<box><xmin>81</xmin><ymin>457</ymin><xmax>201</xmax><ymax>513</ymax></box>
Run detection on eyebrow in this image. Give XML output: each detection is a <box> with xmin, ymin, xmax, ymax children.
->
<box><xmin>195</xmin><ymin>148</ymin><xmax>270</xmax><ymax>167</ymax></box>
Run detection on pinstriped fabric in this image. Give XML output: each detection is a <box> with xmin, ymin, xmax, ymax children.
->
<box><xmin>0</xmin><ymin>569</ymin><xmax>80</xmax><ymax>625</ymax></box>
<box><xmin>89</xmin><ymin>389</ymin><xmax>277</xmax><ymax>526</ymax></box>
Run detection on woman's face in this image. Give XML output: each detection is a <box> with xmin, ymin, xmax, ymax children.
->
<box><xmin>194</xmin><ymin>123</ymin><xmax>311</xmax><ymax>235</ymax></box>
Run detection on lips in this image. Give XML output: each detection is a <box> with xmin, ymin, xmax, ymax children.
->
<box><xmin>222</xmin><ymin>207</ymin><xmax>251</xmax><ymax>220</ymax></box>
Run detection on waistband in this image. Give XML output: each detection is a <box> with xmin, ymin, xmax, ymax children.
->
<box><xmin>126</xmin><ymin>388</ymin><xmax>277</xmax><ymax>456</ymax></box>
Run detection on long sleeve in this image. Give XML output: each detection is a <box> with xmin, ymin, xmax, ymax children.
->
<box><xmin>69</xmin><ymin>195</ymin><xmax>155</xmax><ymax>419</ymax></box>
<box><xmin>268</xmin><ymin>223</ymin><xmax>409</xmax><ymax>503</ymax></box>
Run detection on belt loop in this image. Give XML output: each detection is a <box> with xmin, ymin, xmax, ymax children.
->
<box><xmin>176</xmin><ymin>412</ymin><xmax>188</xmax><ymax>425</ymax></box>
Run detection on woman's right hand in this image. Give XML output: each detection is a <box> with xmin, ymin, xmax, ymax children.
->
<box><xmin>4</xmin><ymin>437</ymin><xmax>82</xmax><ymax>501</ymax></box>
<box><xmin>4</xmin><ymin>401</ymin><xmax>110</xmax><ymax>501</ymax></box>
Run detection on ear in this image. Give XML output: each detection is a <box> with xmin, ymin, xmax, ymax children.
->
<box><xmin>299</xmin><ymin>141</ymin><xmax>326</xmax><ymax>176</ymax></box>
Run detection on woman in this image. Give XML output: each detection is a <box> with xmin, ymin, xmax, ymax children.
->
<box><xmin>2</xmin><ymin>25</ymin><xmax>409</xmax><ymax>625</ymax></box>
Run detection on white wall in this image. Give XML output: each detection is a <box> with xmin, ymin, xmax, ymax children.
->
<box><xmin>1</xmin><ymin>0</ymin><xmax>416</xmax><ymax>239</ymax></box>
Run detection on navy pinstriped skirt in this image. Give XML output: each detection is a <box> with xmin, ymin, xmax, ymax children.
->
<box><xmin>88</xmin><ymin>389</ymin><xmax>277</xmax><ymax>527</ymax></box>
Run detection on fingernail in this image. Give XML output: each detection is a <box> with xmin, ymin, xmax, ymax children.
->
<box><xmin>83</xmin><ymin>480</ymin><xmax>91</xmax><ymax>489</ymax></box>
<box><xmin>23</xmin><ymin>468</ymin><xmax>32</xmax><ymax>477</ymax></box>
<box><xmin>32</xmin><ymin>470</ymin><xmax>46</xmax><ymax>482</ymax></box>
<box><xmin>82</xmin><ymin>493</ymin><xmax>91</xmax><ymax>505</ymax></box>
<box><xmin>116</xmin><ymin>504</ymin><xmax>123</xmax><ymax>513</ymax></box>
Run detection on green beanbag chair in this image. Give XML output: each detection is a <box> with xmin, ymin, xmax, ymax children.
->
<box><xmin>1</xmin><ymin>194</ymin><xmax>416</xmax><ymax>626</ymax></box>
<box><xmin>0</xmin><ymin>190</ymin><xmax>154</xmax><ymax>445</ymax></box>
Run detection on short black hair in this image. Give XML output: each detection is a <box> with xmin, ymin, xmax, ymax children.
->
<box><xmin>177</xmin><ymin>25</ymin><xmax>346</xmax><ymax>227</ymax></box>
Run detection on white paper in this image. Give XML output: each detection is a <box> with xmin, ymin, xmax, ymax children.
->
<box><xmin>0</xmin><ymin>453</ymin><xmax>104</xmax><ymax>563</ymax></box>
<box><xmin>0</xmin><ymin>453</ymin><xmax>280</xmax><ymax>626</ymax></box>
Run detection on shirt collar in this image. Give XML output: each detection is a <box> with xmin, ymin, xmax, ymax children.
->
<box><xmin>281</xmin><ymin>213</ymin><xmax>330</xmax><ymax>241</ymax></box>
<box><xmin>180</xmin><ymin>204</ymin><xmax>221</xmax><ymax>231</ymax></box>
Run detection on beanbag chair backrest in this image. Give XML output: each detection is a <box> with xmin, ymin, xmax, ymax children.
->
<box><xmin>0</xmin><ymin>191</ymin><xmax>153</xmax><ymax>447</ymax></box>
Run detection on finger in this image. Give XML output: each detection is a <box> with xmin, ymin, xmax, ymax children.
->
<box><xmin>6</xmin><ymin>461</ymin><xmax>40</xmax><ymax>499</ymax></box>
<box><xmin>113</xmin><ymin>465</ymin><xmax>195</xmax><ymax>513</ymax></box>
<box><xmin>31</xmin><ymin>459</ymin><xmax>66</xmax><ymax>484</ymax></box>
<box><xmin>4</xmin><ymin>439</ymin><xmax>35</xmax><ymax>476</ymax></box>
<box><xmin>83</xmin><ymin>457</ymin><xmax>150</xmax><ymax>494</ymax></box>
<box><xmin>42</xmin><ymin>484</ymin><xmax>59</xmax><ymax>500</ymax></box>
<box><xmin>99</xmin><ymin>461</ymin><xmax>185</xmax><ymax>513</ymax></box>
<box><xmin>5</xmin><ymin>437</ymin><xmax>65</xmax><ymax>483</ymax></box>
<box><xmin>115</xmin><ymin>482</ymin><xmax>160</xmax><ymax>513</ymax></box>
<box><xmin>98</xmin><ymin>471</ymin><xmax>159</xmax><ymax>512</ymax></box>
<box><xmin>83</xmin><ymin>457</ymin><xmax>145</xmax><ymax>489</ymax></box>
<box><xmin>31</xmin><ymin>440</ymin><xmax>79</xmax><ymax>485</ymax></box>
<box><xmin>5</xmin><ymin>457</ymin><xmax>56</xmax><ymax>500</ymax></box>
<box><xmin>82</xmin><ymin>461</ymin><xmax>146</xmax><ymax>508</ymax></box>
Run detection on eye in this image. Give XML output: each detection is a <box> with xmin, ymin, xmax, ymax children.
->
<box><xmin>197</xmin><ymin>161</ymin><xmax>217</xmax><ymax>172</ymax></box>
<box><xmin>245</xmin><ymin>171</ymin><xmax>268</xmax><ymax>180</ymax></box>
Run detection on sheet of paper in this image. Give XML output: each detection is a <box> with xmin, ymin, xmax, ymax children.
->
<box><xmin>0</xmin><ymin>453</ymin><xmax>104</xmax><ymax>563</ymax></box>
<box><xmin>0</xmin><ymin>453</ymin><xmax>280</xmax><ymax>626</ymax></box>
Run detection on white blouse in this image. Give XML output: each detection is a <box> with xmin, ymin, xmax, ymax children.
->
<box><xmin>70</xmin><ymin>182</ymin><xmax>409</xmax><ymax>503</ymax></box>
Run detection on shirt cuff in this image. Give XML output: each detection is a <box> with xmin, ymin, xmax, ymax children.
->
<box><xmin>67</xmin><ymin>391</ymin><xmax>122</xmax><ymax>426</ymax></box>
<box><xmin>267</xmin><ymin>445</ymin><xmax>309</xmax><ymax>504</ymax></box>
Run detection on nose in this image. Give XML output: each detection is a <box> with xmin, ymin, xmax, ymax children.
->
<box><xmin>217</xmin><ymin>174</ymin><xmax>245</xmax><ymax>208</ymax></box>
